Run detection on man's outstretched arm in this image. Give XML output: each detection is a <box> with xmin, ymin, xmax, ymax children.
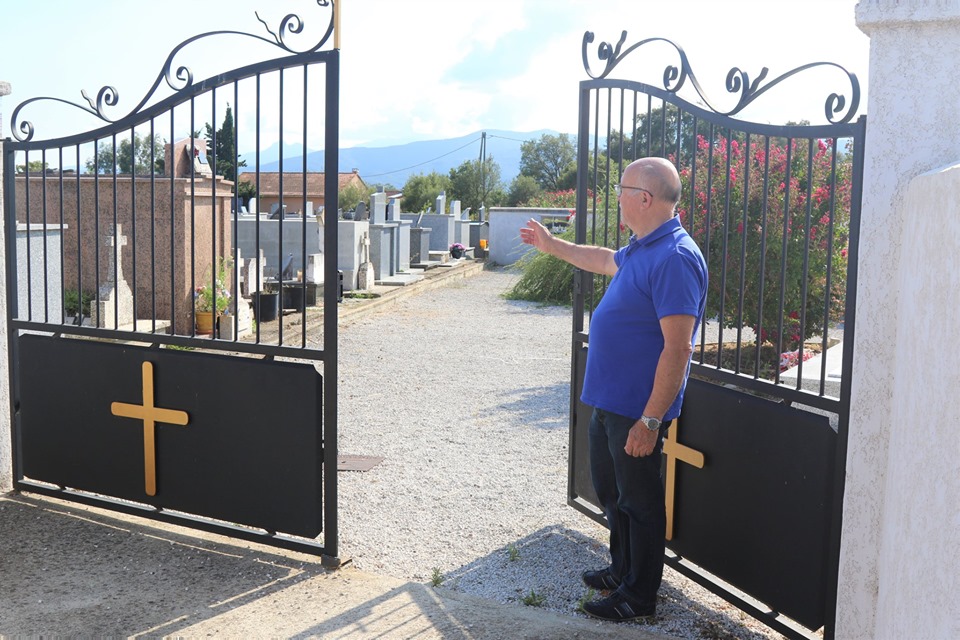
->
<box><xmin>519</xmin><ymin>218</ymin><xmax>618</xmax><ymax>276</ymax></box>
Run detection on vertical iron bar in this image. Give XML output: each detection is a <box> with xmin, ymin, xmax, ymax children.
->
<box><xmin>673</xmin><ymin>104</ymin><xmax>682</xmax><ymax>171</ymax></box>
<box><xmin>190</xmin><ymin>98</ymin><xmax>197</xmax><ymax>336</ymax></box>
<box><xmin>644</xmin><ymin>94</ymin><xmax>652</xmax><ymax>158</ymax></box>
<box><xmin>735</xmin><ymin>132</ymin><xmax>751</xmax><ymax>372</ymax></box>
<box><xmin>150</xmin><ymin>118</ymin><xmax>156</xmax><ymax>333</ymax></box>
<box><xmin>755</xmin><ymin>136</ymin><xmax>772</xmax><ymax>378</ymax></box>
<box><xmin>75</xmin><ymin>145</ymin><xmax>82</xmax><ymax>325</ymax></box>
<box><xmin>112</xmin><ymin>133</ymin><xmax>118</xmax><ymax>328</ymax></box>
<box><xmin>301</xmin><ymin>63</ymin><xmax>308</xmax><ymax>346</ymax></box>
<box><xmin>775</xmin><ymin>138</ymin><xmax>794</xmax><ymax>384</ymax></box>
<box><xmin>93</xmin><ymin>140</ymin><xmax>100</xmax><ymax>328</ymax></box>
<box><xmin>820</xmin><ymin>139</ymin><xmax>841</xmax><ymax>395</ymax></box>
<box><xmin>691</xmin><ymin>115</ymin><xmax>707</xmax><ymax>362</ymax></box>
<box><xmin>58</xmin><ymin>148</ymin><xmax>64</xmax><ymax>325</ymax></box>
<box><xmin>620</xmin><ymin>88</ymin><xmax>626</xmax><ymax>249</ymax></box>
<box><xmin>24</xmin><ymin>151</ymin><xmax>31</xmax><ymax>321</ymax></box>
<box><xmin>130</xmin><ymin>127</ymin><xmax>138</xmax><ymax>328</ymax></box>
<box><xmin>703</xmin><ymin>123</ymin><xmax>715</xmax><ymax>366</ymax></box>
<box><xmin>211</xmin><ymin>88</ymin><xmax>218</xmax><ymax>340</ymax></box>
<box><xmin>169</xmin><ymin>109</ymin><xmax>176</xmax><ymax>336</ymax></box>
<box><xmin>323</xmin><ymin>51</ymin><xmax>341</xmax><ymax>561</ymax></box>
<box><xmin>795</xmin><ymin>138</ymin><xmax>816</xmax><ymax>389</ymax></box>
<box><xmin>41</xmin><ymin>149</ymin><xmax>48</xmax><ymax>323</ymax></box>
<box><xmin>4</xmin><ymin>141</ymin><xmax>23</xmax><ymax>485</ymax></box>
<box><xmin>602</xmin><ymin>89</ymin><xmax>611</xmax><ymax>269</ymax></box>
<box><xmin>716</xmin><ymin>128</ymin><xmax>732</xmax><ymax>368</ymax></box>
<box><xmin>589</xmin><ymin>88</ymin><xmax>599</xmax><ymax>319</ymax></box>
<box><xmin>231</xmin><ymin>80</ymin><xmax>239</xmax><ymax>342</ymax></box>
<box><xmin>278</xmin><ymin>67</ymin><xmax>285</xmax><ymax>346</ymax></box>
<box><xmin>659</xmin><ymin>103</ymin><xmax>666</xmax><ymax>157</ymax></box>
<box><xmin>255</xmin><ymin>72</ymin><xmax>262</xmax><ymax>344</ymax></box>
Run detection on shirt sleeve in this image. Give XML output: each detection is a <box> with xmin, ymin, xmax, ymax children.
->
<box><xmin>650</xmin><ymin>251</ymin><xmax>706</xmax><ymax>319</ymax></box>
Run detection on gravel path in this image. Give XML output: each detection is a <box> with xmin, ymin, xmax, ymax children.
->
<box><xmin>333</xmin><ymin>266</ymin><xmax>789</xmax><ymax>640</ymax></box>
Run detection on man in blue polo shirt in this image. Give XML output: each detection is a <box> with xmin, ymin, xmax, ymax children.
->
<box><xmin>520</xmin><ymin>156</ymin><xmax>707</xmax><ymax>622</ymax></box>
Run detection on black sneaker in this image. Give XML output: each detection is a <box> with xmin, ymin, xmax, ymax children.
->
<box><xmin>581</xmin><ymin>590</ymin><xmax>655</xmax><ymax>622</ymax></box>
<box><xmin>581</xmin><ymin>567</ymin><xmax>620</xmax><ymax>591</ymax></box>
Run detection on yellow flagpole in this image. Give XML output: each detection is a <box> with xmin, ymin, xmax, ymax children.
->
<box><xmin>334</xmin><ymin>0</ymin><xmax>341</xmax><ymax>50</ymax></box>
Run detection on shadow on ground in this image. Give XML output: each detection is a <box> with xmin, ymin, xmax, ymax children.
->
<box><xmin>445</xmin><ymin>524</ymin><xmax>778</xmax><ymax>640</ymax></box>
<box><xmin>1</xmin><ymin>494</ymin><xmax>676</xmax><ymax>639</ymax></box>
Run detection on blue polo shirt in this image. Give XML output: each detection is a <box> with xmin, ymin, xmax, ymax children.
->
<box><xmin>580</xmin><ymin>216</ymin><xmax>707</xmax><ymax>421</ymax></box>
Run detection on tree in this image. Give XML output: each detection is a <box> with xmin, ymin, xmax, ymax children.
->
<box><xmin>16</xmin><ymin>160</ymin><xmax>49</xmax><ymax>174</ymax></box>
<box><xmin>401</xmin><ymin>172</ymin><xmax>452</xmax><ymax>214</ymax></box>
<box><xmin>507</xmin><ymin>174</ymin><xmax>541</xmax><ymax>206</ymax></box>
<box><xmin>339</xmin><ymin>181</ymin><xmax>373</xmax><ymax>213</ymax></box>
<box><xmin>204</xmin><ymin>104</ymin><xmax>246</xmax><ymax>183</ymax></box>
<box><xmin>519</xmin><ymin>133</ymin><xmax>576</xmax><ymax>191</ymax></box>
<box><xmin>85</xmin><ymin>133</ymin><xmax>165</xmax><ymax>175</ymax></box>
<box><xmin>448</xmin><ymin>157</ymin><xmax>504</xmax><ymax>214</ymax></box>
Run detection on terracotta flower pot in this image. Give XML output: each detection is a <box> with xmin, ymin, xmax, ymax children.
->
<box><xmin>196</xmin><ymin>311</ymin><xmax>215</xmax><ymax>335</ymax></box>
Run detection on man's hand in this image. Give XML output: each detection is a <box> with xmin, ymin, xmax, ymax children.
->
<box><xmin>625</xmin><ymin>422</ymin><xmax>660</xmax><ymax>457</ymax></box>
<box><xmin>519</xmin><ymin>218</ymin><xmax>553</xmax><ymax>253</ymax></box>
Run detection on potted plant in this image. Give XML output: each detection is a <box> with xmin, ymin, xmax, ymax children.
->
<box><xmin>450</xmin><ymin>242</ymin><xmax>466</xmax><ymax>259</ymax></box>
<box><xmin>195</xmin><ymin>256</ymin><xmax>233</xmax><ymax>334</ymax></box>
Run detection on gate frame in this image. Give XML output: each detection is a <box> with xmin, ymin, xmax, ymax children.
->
<box><xmin>3</xmin><ymin>4</ymin><xmax>342</xmax><ymax>565</ymax></box>
<box><xmin>567</xmin><ymin>32</ymin><xmax>865</xmax><ymax>640</ymax></box>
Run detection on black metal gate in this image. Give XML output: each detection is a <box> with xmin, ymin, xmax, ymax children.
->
<box><xmin>3</xmin><ymin>4</ymin><xmax>341</xmax><ymax>563</ymax></box>
<box><xmin>568</xmin><ymin>33</ymin><xmax>864</xmax><ymax>639</ymax></box>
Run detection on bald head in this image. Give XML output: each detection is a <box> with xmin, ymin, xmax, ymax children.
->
<box><xmin>623</xmin><ymin>157</ymin><xmax>682</xmax><ymax>208</ymax></box>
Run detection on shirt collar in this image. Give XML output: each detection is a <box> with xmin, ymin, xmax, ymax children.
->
<box><xmin>627</xmin><ymin>215</ymin><xmax>683</xmax><ymax>251</ymax></box>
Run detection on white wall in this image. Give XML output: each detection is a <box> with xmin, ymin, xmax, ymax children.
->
<box><xmin>874</xmin><ymin>164</ymin><xmax>960</xmax><ymax>639</ymax></box>
<box><xmin>839</xmin><ymin>2</ymin><xmax>960</xmax><ymax>637</ymax></box>
<box><xmin>487</xmin><ymin>207</ymin><xmax>574</xmax><ymax>266</ymax></box>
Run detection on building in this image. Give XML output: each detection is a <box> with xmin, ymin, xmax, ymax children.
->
<box><xmin>238</xmin><ymin>169</ymin><xmax>366</xmax><ymax>217</ymax></box>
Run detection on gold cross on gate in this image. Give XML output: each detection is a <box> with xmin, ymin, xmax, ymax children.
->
<box><xmin>662</xmin><ymin>417</ymin><xmax>705</xmax><ymax>541</ymax></box>
<box><xmin>111</xmin><ymin>361</ymin><xmax>189</xmax><ymax>496</ymax></box>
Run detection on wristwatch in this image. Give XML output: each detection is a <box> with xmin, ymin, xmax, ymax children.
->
<box><xmin>640</xmin><ymin>415</ymin><xmax>662</xmax><ymax>432</ymax></box>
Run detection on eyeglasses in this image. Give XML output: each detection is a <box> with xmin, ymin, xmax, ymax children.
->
<box><xmin>614</xmin><ymin>184</ymin><xmax>654</xmax><ymax>199</ymax></box>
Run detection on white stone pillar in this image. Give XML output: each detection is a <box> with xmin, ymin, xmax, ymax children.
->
<box><xmin>841</xmin><ymin>4</ymin><xmax>960</xmax><ymax>638</ymax></box>
<box><xmin>0</xmin><ymin>80</ymin><xmax>11</xmax><ymax>491</ymax></box>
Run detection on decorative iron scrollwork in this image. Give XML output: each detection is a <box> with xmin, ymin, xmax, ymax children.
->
<box><xmin>581</xmin><ymin>31</ymin><xmax>860</xmax><ymax>124</ymax></box>
<box><xmin>10</xmin><ymin>0</ymin><xmax>336</xmax><ymax>142</ymax></box>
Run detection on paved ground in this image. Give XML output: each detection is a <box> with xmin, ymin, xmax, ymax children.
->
<box><xmin>0</xmin><ymin>491</ymin><xmax>675</xmax><ymax>639</ymax></box>
<box><xmin>0</xmin><ymin>260</ymin><xmax>679</xmax><ymax>638</ymax></box>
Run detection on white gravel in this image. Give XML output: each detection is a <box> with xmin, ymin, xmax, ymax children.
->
<box><xmin>334</xmin><ymin>266</ymin><xmax>792</xmax><ymax>640</ymax></box>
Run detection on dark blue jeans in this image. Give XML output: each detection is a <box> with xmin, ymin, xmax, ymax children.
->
<box><xmin>588</xmin><ymin>407</ymin><xmax>669</xmax><ymax>610</ymax></box>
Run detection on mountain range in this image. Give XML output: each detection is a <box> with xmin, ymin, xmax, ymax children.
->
<box><xmin>238</xmin><ymin>128</ymin><xmax>566</xmax><ymax>188</ymax></box>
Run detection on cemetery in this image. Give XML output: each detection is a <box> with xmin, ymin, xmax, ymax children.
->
<box><xmin>10</xmin><ymin>147</ymin><xmax>494</xmax><ymax>341</ymax></box>
<box><xmin>2</xmin><ymin>0</ymin><xmax>959</xmax><ymax>638</ymax></box>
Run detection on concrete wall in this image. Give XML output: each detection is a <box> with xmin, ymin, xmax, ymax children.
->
<box><xmin>400</xmin><ymin>213</ymin><xmax>455</xmax><ymax>252</ymax></box>
<box><xmin>234</xmin><ymin>215</ymin><xmax>323</xmax><ymax>277</ymax></box>
<box><xmin>16</xmin><ymin>224</ymin><xmax>63</xmax><ymax>322</ymax></box>
<box><xmin>487</xmin><ymin>207</ymin><xmax>573</xmax><ymax>266</ymax></box>
<box><xmin>15</xmin><ymin>175</ymin><xmax>233</xmax><ymax>335</ymax></box>
<box><xmin>838</xmin><ymin>2</ymin><xmax>960</xmax><ymax>638</ymax></box>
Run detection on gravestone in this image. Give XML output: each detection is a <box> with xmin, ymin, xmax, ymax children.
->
<box><xmin>354</xmin><ymin>200</ymin><xmax>368</xmax><ymax>222</ymax></box>
<box><xmin>241</xmin><ymin>250</ymin><xmax>265</xmax><ymax>298</ymax></box>
<box><xmin>389</xmin><ymin>196</ymin><xmax>412</xmax><ymax>272</ymax></box>
<box><xmin>368</xmin><ymin>191</ymin><xmax>397</xmax><ymax>280</ymax></box>
<box><xmin>97</xmin><ymin>224</ymin><xmax>134</xmax><ymax>330</ymax></box>
<box><xmin>305</xmin><ymin>253</ymin><xmax>325</xmax><ymax>284</ymax></box>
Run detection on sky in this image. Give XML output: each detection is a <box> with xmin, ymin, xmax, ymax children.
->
<box><xmin>0</xmin><ymin>0</ymin><xmax>869</xmax><ymax>159</ymax></box>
